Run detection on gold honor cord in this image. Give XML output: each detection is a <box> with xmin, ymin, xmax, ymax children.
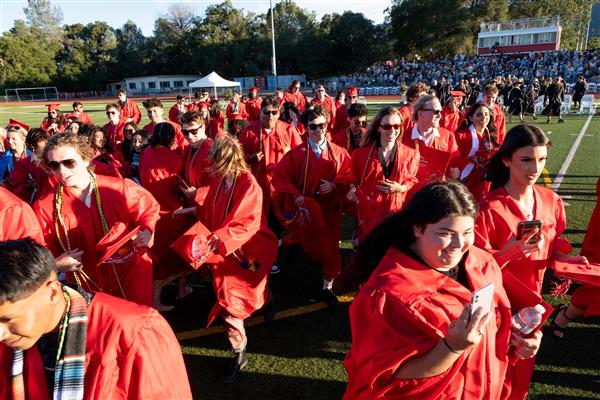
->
<box><xmin>54</xmin><ymin>172</ymin><xmax>126</xmax><ymax>299</ymax></box>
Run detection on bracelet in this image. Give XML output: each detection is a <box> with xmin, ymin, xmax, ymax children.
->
<box><xmin>442</xmin><ymin>338</ymin><xmax>463</xmax><ymax>355</ymax></box>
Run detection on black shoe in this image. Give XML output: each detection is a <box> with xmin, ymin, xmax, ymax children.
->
<box><xmin>321</xmin><ymin>288</ymin><xmax>339</xmax><ymax>309</ymax></box>
<box><xmin>558</xmin><ymin>119</ymin><xmax>565</xmax><ymax>123</ymax></box>
<box><xmin>222</xmin><ymin>348</ymin><xmax>248</xmax><ymax>384</ymax></box>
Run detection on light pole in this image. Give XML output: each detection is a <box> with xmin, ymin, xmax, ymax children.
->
<box><xmin>270</xmin><ymin>0</ymin><xmax>278</xmax><ymax>88</ymax></box>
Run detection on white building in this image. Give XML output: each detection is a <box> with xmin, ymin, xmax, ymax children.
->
<box><xmin>107</xmin><ymin>75</ymin><xmax>201</xmax><ymax>95</ymax></box>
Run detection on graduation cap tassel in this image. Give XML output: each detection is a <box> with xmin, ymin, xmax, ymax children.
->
<box><xmin>550</xmin><ymin>278</ymin><xmax>573</xmax><ymax>298</ymax></box>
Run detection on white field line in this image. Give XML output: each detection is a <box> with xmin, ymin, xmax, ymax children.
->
<box><xmin>551</xmin><ymin>114</ymin><xmax>594</xmax><ymax>191</ymax></box>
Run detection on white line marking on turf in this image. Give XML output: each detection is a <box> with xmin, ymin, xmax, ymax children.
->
<box><xmin>569</xmin><ymin>134</ymin><xmax>592</xmax><ymax>136</ymax></box>
<box><xmin>551</xmin><ymin>114</ymin><xmax>594</xmax><ymax>191</ymax></box>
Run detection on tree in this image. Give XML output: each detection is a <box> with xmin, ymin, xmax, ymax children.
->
<box><xmin>112</xmin><ymin>21</ymin><xmax>149</xmax><ymax>78</ymax></box>
<box><xmin>23</xmin><ymin>0</ymin><xmax>63</xmax><ymax>40</ymax></box>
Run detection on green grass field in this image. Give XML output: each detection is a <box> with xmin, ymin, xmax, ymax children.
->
<box><xmin>1</xmin><ymin>100</ymin><xmax>599</xmax><ymax>399</ymax></box>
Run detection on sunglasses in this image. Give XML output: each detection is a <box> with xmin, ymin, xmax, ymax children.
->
<box><xmin>353</xmin><ymin>120</ymin><xmax>368</xmax><ymax>127</ymax></box>
<box><xmin>380</xmin><ymin>123</ymin><xmax>402</xmax><ymax>131</ymax></box>
<box><xmin>317</xmin><ymin>89</ymin><xmax>325</xmax><ymax>92</ymax></box>
<box><xmin>308</xmin><ymin>122</ymin><xmax>327</xmax><ymax>130</ymax></box>
<box><xmin>47</xmin><ymin>159</ymin><xmax>78</xmax><ymax>171</ymax></box>
<box><xmin>182</xmin><ymin>126</ymin><xmax>205</xmax><ymax>136</ymax></box>
<box><xmin>420</xmin><ymin>108</ymin><xmax>443</xmax><ymax>115</ymax></box>
<box><xmin>106</xmin><ymin>111</ymin><xmax>118</xmax><ymax>115</ymax></box>
<box><xmin>262</xmin><ymin>109</ymin><xmax>279</xmax><ymax>116</ymax></box>
<box><xmin>125</xmin><ymin>129</ymin><xmax>136</xmax><ymax>134</ymax></box>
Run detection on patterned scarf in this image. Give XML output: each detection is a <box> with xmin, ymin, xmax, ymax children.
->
<box><xmin>11</xmin><ymin>285</ymin><xmax>88</xmax><ymax>400</ymax></box>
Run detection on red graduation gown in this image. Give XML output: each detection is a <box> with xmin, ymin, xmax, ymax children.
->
<box><xmin>200</xmin><ymin>172</ymin><xmax>278</xmax><ymax>324</ymax></box>
<box><xmin>272</xmin><ymin>140</ymin><xmax>352</xmax><ymax>280</ymax></box>
<box><xmin>139</xmin><ymin>146</ymin><xmax>190</xmax><ymax>281</ymax></box>
<box><xmin>343</xmin><ymin>247</ymin><xmax>512</xmax><ymax>400</ymax></box>
<box><xmin>182</xmin><ymin>139</ymin><xmax>213</xmax><ymax>206</ymax></box>
<box><xmin>225</xmin><ymin>101</ymin><xmax>248</xmax><ymax>121</ymax></box>
<box><xmin>119</xmin><ymin>98</ymin><xmax>142</xmax><ymax>125</ymax></box>
<box><xmin>0</xmin><ymin>292</ymin><xmax>192</xmax><ymax>400</ymax></box>
<box><xmin>103</xmin><ymin>121</ymin><xmax>126</xmax><ymax>145</ymax></box>
<box><xmin>283</xmin><ymin>91</ymin><xmax>309</xmax><ymax>112</ymax></box>
<box><xmin>571</xmin><ymin>177</ymin><xmax>600</xmax><ymax>316</ymax></box>
<box><xmin>332</xmin><ymin>102</ymin><xmax>349</xmax><ymax>132</ymax></box>
<box><xmin>33</xmin><ymin>174</ymin><xmax>160</xmax><ymax>306</ymax></box>
<box><xmin>0</xmin><ymin>186</ymin><xmax>44</xmax><ymax>243</ymax></box>
<box><xmin>351</xmin><ymin>142</ymin><xmax>420</xmax><ymax>241</ymax></box>
<box><xmin>460</xmin><ymin>103</ymin><xmax>506</xmax><ymax>145</ymax></box>
<box><xmin>142</xmin><ymin>120</ymin><xmax>187</xmax><ymax>153</ymax></box>
<box><xmin>311</xmin><ymin>96</ymin><xmax>337</xmax><ymax>130</ymax></box>
<box><xmin>8</xmin><ymin>155</ymin><xmax>55</xmax><ymax>203</ymax></box>
<box><xmin>65</xmin><ymin>111</ymin><xmax>94</xmax><ymax>125</ymax></box>
<box><xmin>474</xmin><ymin>185</ymin><xmax>567</xmax><ymax>400</ymax></box>
<box><xmin>245</xmin><ymin>98</ymin><xmax>262</xmax><ymax>122</ymax></box>
<box><xmin>440</xmin><ymin>104</ymin><xmax>463</xmax><ymax>133</ymax></box>
<box><xmin>168</xmin><ymin>103</ymin><xmax>188</xmax><ymax>124</ymax></box>
<box><xmin>238</xmin><ymin>120</ymin><xmax>303</xmax><ymax>209</ymax></box>
<box><xmin>39</xmin><ymin>119</ymin><xmax>67</xmax><ymax>135</ymax></box>
<box><xmin>332</xmin><ymin>127</ymin><xmax>361</xmax><ymax>155</ymax></box>
<box><xmin>399</xmin><ymin>104</ymin><xmax>413</xmax><ymax>134</ymax></box>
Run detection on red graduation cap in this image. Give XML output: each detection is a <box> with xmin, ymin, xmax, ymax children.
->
<box><xmin>95</xmin><ymin>223</ymin><xmax>141</xmax><ymax>266</ymax></box>
<box><xmin>249</xmin><ymin>87</ymin><xmax>259</xmax><ymax>93</ymax></box>
<box><xmin>551</xmin><ymin>261</ymin><xmax>600</xmax><ymax>287</ymax></box>
<box><xmin>449</xmin><ymin>90</ymin><xmax>466</xmax><ymax>97</ymax></box>
<box><xmin>46</xmin><ymin>103</ymin><xmax>61</xmax><ymax>111</ymax></box>
<box><xmin>347</xmin><ymin>87</ymin><xmax>358</xmax><ymax>96</ymax></box>
<box><xmin>6</xmin><ymin>119</ymin><xmax>30</xmax><ymax>131</ymax></box>
<box><xmin>197</xmin><ymin>101</ymin><xmax>210</xmax><ymax>110</ymax></box>
<box><xmin>273</xmin><ymin>196</ymin><xmax>326</xmax><ymax>230</ymax></box>
<box><xmin>170</xmin><ymin>220</ymin><xmax>223</xmax><ymax>269</ymax></box>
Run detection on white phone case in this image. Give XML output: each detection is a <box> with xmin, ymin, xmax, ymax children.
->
<box><xmin>471</xmin><ymin>283</ymin><xmax>494</xmax><ymax>315</ymax></box>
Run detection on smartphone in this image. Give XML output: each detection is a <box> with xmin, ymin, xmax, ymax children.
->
<box><xmin>177</xmin><ymin>175</ymin><xmax>191</xmax><ymax>189</ymax></box>
<box><xmin>471</xmin><ymin>283</ymin><xmax>494</xmax><ymax>316</ymax></box>
<box><xmin>517</xmin><ymin>220</ymin><xmax>542</xmax><ymax>245</ymax></box>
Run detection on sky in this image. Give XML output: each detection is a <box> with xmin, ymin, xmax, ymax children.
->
<box><xmin>1</xmin><ymin>0</ymin><xmax>391</xmax><ymax>36</ymax></box>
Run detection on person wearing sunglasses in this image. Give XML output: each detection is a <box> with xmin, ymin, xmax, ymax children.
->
<box><xmin>332</xmin><ymin>102</ymin><xmax>369</xmax><ymax>155</ymax></box>
<box><xmin>272</xmin><ymin>105</ymin><xmax>352</xmax><ymax>307</ymax></box>
<box><xmin>283</xmin><ymin>80</ymin><xmax>309</xmax><ymax>112</ymax></box>
<box><xmin>33</xmin><ymin>133</ymin><xmax>160</xmax><ymax>307</ymax></box>
<box><xmin>347</xmin><ymin>107</ymin><xmax>420</xmax><ymax>242</ymax></box>
<box><xmin>142</xmin><ymin>98</ymin><xmax>186</xmax><ymax>152</ymax></box>
<box><xmin>310</xmin><ymin>85</ymin><xmax>336</xmax><ymax>132</ymax></box>
<box><xmin>102</xmin><ymin>103</ymin><xmax>126</xmax><ymax>146</ymax></box>
<box><xmin>39</xmin><ymin>104</ymin><xmax>67</xmax><ymax>135</ymax></box>
<box><xmin>116</xmin><ymin>88</ymin><xmax>142</xmax><ymax>125</ymax></box>
<box><xmin>332</xmin><ymin>86</ymin><xmax>360</xmax><ymax>132</ymax></box>
<box><xmin>399</xmin><ymin>82</ymin><xmax>429</xmax><ymax>134</ymax></box>
<box><xmin>0</xmin><ymin>120</ymin><xmax>32</xmax><ymax>187</ymax></box>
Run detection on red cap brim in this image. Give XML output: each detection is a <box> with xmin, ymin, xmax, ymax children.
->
<box><xmin>552</xmin><ymin>261</ymin><xmax>600</xmax><ymax>286</ymax></box>
<box><xmin>7</xmin><ymin>119</ymin><xmax>30</xmax><ymax>131</ymax></box>
<box><xmin>170</xmin><ymin>220</ymin><xmax>223</xmax><ymax>269</ymax></box>
<box><xmin>96</xmin><ymin>223</ymin><xmax>141</xmax><ymax>266</ymax></box>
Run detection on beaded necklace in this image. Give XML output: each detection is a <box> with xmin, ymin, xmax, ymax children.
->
<box><xmin>54</xmin><ymin>288</ymin><xmax>71</xmax><ymax>365</ymax></box>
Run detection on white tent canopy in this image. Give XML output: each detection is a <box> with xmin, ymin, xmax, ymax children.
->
<box><xmin>188</xmin><ymin>71</ymin><xmax>241</xmax><ymax>99</ymax></box>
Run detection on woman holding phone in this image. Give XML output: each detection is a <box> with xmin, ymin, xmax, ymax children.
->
<box><xmin>474</xmin><ymin>124</ymin><xmax>587</xmax><ymax>399</ymax></box>
<box><xmin>343</xmin><ymin>181</ymin><xmax>538</xmax><ymax>400</ymax></box>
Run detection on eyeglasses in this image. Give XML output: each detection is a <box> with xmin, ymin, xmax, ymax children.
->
<box><xmin>379</xmin><ymin>123</ymin><xmax>402</xmax><ymax>131</ymax></box>
<box><xmin>106</xmin><ymin>111</ymin><xmax>118</xmax><ymax>115</ymax></box>
<box><xmin>47</xmin><ymin>159</ymin><xmax>78</xmax><ymax>171</ymax></box>
<box><xmin>182</xmin><ymin>126</ymin><xmax>205</xmax><ymax>136</ymax></box>
<box><xmin>262</xmin><ymin>109</ymin><xmax>279</xmax><ymax>116</ymax></box>
<box><xmin>308</xmin><ymin>122</ymin><xmax>327</xmax><ymax>130</ymax></box>
<box><xmin>353</xmin><ymin>120</ymin><xmax>368</xmax><ymax>127</ymax></box>
<box><xmin>420</xmin><ymin>108</ymin><xmax>442</xmax><ymax>115</ymax></box>
<box><xmin>125</xmin><ymin>129</ymin><xmax>136</xmax><ymax>133</ymax></box>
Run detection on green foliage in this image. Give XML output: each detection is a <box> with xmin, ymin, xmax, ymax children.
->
<box><xmin>23</xmin><ymin>0</ymin><xmax>63</xmax><ymax>39</ymax></box>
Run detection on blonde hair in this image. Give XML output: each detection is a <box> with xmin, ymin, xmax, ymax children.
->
<box><xmin>42</xmin><ymin>133</ymin><xmax>95</xmax><ymax>167</ymax></box>
<box><xmin>411</xmin><ymin>94</ymin><xmax>438</xmax><ymax>122</ymax></box>
<box><xmin>208</xmin><ymin>136</ymin><xmax>249</xmax><ymax>177</ymax></box>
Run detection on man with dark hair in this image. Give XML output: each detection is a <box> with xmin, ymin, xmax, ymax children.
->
<box><xmin>142</xmin><ymin>98</ymin><xmax>186</xmax><ymax>150</ymax></box>
<box><xmin>332</xmin><ymin>86</ymin><xmax>359</xmax><ymax>132</ymax></box>
<box><xmin>169</xmin><ymin>95</ymin><xmax>189</xmax><ymax>124</ymax></box>
<box><xmin>544</xmin><ymin>76</ymin><xmax>565</xmax><ymax>124</ymax></box>
<box><xmin>572</xmin><ymin>75</ymin><xmax>587</xmax><ymax>110</ymax></box>
<box><xmin>0</xmin><ymin>239</ymin><xmax>192</xmax><ymax>400</ymax></box>
<box><xmin>283</xmin><ymin>80</ymin><xmax>308</xmax><ymax>112</ymax></box>
<box><xmin>310</xmin><ymin>85</ymin><xmax>336</xmax><ymax>131</ymax></box>
<box><xmin>332</xmin><ymin>102</ymin><xmax>368</xmax><ymax>154</ymax></box>
<box><xmin>245</xmin><ymin>87</ymin><xmax>262</xmax><ymax>122</ymax></box>
<box><xmin>65</xmin><ymin>102</ymin><xmax>93</xmax><ymax>125</ymax></box>
<box><xmin>400</xmin><ymin>82</ymin><xmax>429</xmax><ymax>133</ymax></box>
<box><xmin>102</xmin><ymin>103</ymin><xmax>126</xmax><ymax>145</ymax></box>
<box><xmin>116</xmin><ymin>88</ymin><xmax>142</xmax><ymax>125</ymax></box>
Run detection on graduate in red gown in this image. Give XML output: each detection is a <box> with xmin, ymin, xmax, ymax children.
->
<box><xmin>402</xmin><ymin>95</ymin><xmax>460</xmax><ymax>197</ymax></box>
<box><xmin>142</xmin><ymin>98</ymin><xmax>187</xmax><ymax>152</ymax></box>
<box><xmin>344</xmin><ymin>181</ymin><xmax>540</xmax><ymax>400</ymax></box>
<box><xmin>168</xmin><ymin>95</ymin><xmax>189</xmax><ymax>124</ymax></box>
<box><xmin>399</xmin><ymin>82</ymin><xmax>429</xmax><ymax>134</ymax></box>
<box><xmin>550</xmin><ymin>177</ymin><xmax>600</xmax><ymax>335</ymax></box>
<box><xmin>225</xmin><ymin>91</ymin><xmax>248</xmax><ymax>122</ymax></box>
<box><xmin>474</xmin><ymin>124</ymin><xmax>586</xmax><ymax>399</ymax></box>
<box><xmin>347</xmin><ymin>107</ymin><xmax>419</xmax><ymax>242</ymax></box>
<box><xmin>245</xmin><ymin>87</ymin><xmax>262</xmax><ymax>122</ymax></box>
<box><xmin>39</xmin><ymin>104</ymin><xmax>67</xmax><ymax>135</ymax></box>
<box><xmin>0</xmin><ymin>186</ymin><xmax>44</xmax><ymax>243</ymax></box>
<box><xmin>102</xmin><ymin>103</ymin><xmax>126</xmax><ymax>145</ymax></box>
<box><xmin>33</xmin><ymin>133</ymin><xmax>160</xmax><ymax>307</ymax></box>
<box><xmin>460</xmin><ymin>84</ymin><xmax>506</xmax><ymax>145</ymax></box>
<box><xmin>440</xmin><ymin>90</ymin><xmax>465</xmax><ymax>133</ymax></box>
<box><xmin>65</xmin><ymin>101</ymin><xmax>94</xmax><ymax>125</ymax></box>
<box><xmin>173</xmin><ymin>136</ymin><xmax>278</xmax><ymax>383</ymax></box>
<box><xmin>195</xmin><ymin>101</ymin><xmax>226</xmax><ymax>140</ymax></box>
<box><xmin>0</xmin><ymin>240</ymin><xmax>193</xmax><ymax>400</ymax></box>
<box><xmin>283</xmin><ymin>80</ymin><xmax>309</xmax><ymax>112</ymax></box>
<box><xmin>332</xmin><ymin>87</ymin><xmax>360</xmax><ymax>132</ymax></box>
<box><xmin>310</xmin><ymin>85</ymin><xmax>337</xmax><ymax>131</ymax></box>
<box><xmin>0</xmin><ymin>120</ymin><xmax>32</xmax><ymax>187</ymax></box>
<box><xmin>332</xmin><ymin>102</ymin><xmax>368</xmax><ymax>155</ymax></box>
<box><xmin>89</xmin><ymin>125</ymin><xmax>125</xmax><ymax>178</ymax></box>
<box><xmin>238</xmin><ymin>96</ymin><xmax>303</xmax><ymax>213</ymax></box>
<box><xmin>272</xmin><ymin>105</ymin><xmax>352</xmax><ymax>305</ymax></box>
<box><xmin>453</xmin><ymin>102</ymin><xmax>500</xmax><ymax>202</ymax></box>
<box><xmin>117</xmin><ymin>88</ymin><xmax>142</xmax><ymax>125</ymax></box>
<box><xmin>139</xmin><ymin>122</ymin><xmax>191</xmax><ymax>311</ymax></box>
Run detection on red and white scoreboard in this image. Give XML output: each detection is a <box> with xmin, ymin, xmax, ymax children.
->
<box><xmin>478</xmin><ymin>17</ymin><xmax>561</xmax><ymax>55</ymax></box>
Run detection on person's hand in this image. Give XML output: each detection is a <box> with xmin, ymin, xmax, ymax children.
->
<box><xmin>496</xmin><ymin>229</ymin><xmax>542</xmax><ymax>262</ymax></box>
<box><xmin>253</xmin><ymin>151</ymin><xmax>264</xmax><ymax>163</ymax></box>
<box><xmin>55</xmin><ymin>249</ymin><xmax>84</xmax><ymax>273</ymax></box>
<box><xmin>510</xmin><ymin>330</ymin><xmax>542</xmax><ymax>359</ymax></box>
<box><xmin>347</xmin><ymin>187</ymin><xmax>359</xmax><ymax>203</ymax></box>
<box><xmin>444</xmin><ymin>303</ymin><xmax>491</xmax><ymax>353</ymax></box>
<box><xmin>319</xmin><ymin>179</ymin><xmax>336</xmax><ymax>194</ymax></box>
<box><xmin>180</xmin><ymin>185</ymin><xmax>197</xmax><ymax>199</ymax></box>
<box><xmin>553</xmin><ymin>253</ymin><xmax>589</xmax><ymax>265</ymax></box>
<box><xmin>133</xmin><ymin>229</ymin><xmax>152</xmax><ymax>248</ymax></box>
<box><xmin>376</xmin><ymin>179</ymin><xmax>404</xmax><ymax>194</ymax></box>
<box><xmin>294</xmin><ymin>195</ymin><xmax>306</xmax><ymax>207</ymax></box>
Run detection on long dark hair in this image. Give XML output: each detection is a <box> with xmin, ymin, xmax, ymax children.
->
<box><xmin>362</xmin><ymin>106</ymin><xmax>401</xmax><ymax>147</ymax></box>
<box><xmin>457</xmin><ymin>102</ymin><xmax>498</xmax><ymax>146</ymax></box>
<box><xmin>150</xmin><ymin>122</ymin><xmax>175</xmax><ymax>148</ymax></box>
<box><xmin>355</xmin><ymin>181</ymin><xmax>478</xmax><ymax>284</ymax></box>
<box><xmin>485</xmin><ymin>124</ymin><xmax>551</xmax><ymax>190</ymax></box>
